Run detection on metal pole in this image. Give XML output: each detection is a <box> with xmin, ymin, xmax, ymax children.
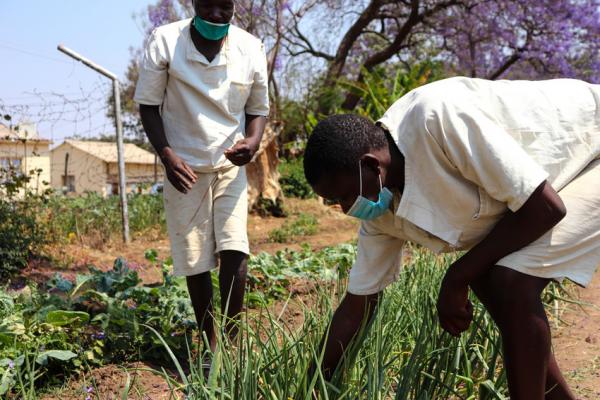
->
<box><xmin>57</xmin><ymin>44</ymin><xmax>130</xmax><ymax>243</ymax></box>
<box><xmin>57</xmin><ymin>45</ymin><xmax>117</xmax><ymax>80</ymax></box>
<box><xmin>113</xmin><ymin>80</ymin><xmax>130</xmax><ymax>243</ymax></box>
<box><xmin>154</xmin><ymin>153</ymin><xmax>158</xmax><ymax>184</ymax></box>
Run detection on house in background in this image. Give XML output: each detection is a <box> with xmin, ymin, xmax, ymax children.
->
<box><xmin>0</xmin><ymin>123</ymin><xmax>51</xmax><ymax>192</ymax></box>
<box><xmin>50</xmin><ymin>140</ymin><xmax>164</xmax><ymax>196</ymax></box>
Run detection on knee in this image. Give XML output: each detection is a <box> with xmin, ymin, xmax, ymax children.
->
<box><xmin>219</xmin><ymin>250</ymin><xmax>248</xmax><ymax>278</ymax></box>
<box><xmin>494</xmin><ymin>299</ymin><xmax>550</xmax><ymax>346</ymax></box>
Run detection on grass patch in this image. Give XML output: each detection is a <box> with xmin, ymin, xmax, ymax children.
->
<box><xmin>268</xmin><ymin>213</ymin><xmax>319</xmax><ymax>243</ymax></box>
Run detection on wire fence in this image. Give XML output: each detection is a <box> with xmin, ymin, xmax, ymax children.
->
<box><xmin>0</xmin><ymin>80</ymin><xmax>163</xmax><ymax>197</ymax></box>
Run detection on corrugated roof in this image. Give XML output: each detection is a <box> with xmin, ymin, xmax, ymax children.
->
<box><xmin>63</xmin><ymin>140</ymin><xmax>156</xmax><ymax>164</ymax></box>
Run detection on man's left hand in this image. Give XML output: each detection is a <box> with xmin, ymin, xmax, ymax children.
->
<box><xmin>224</xmin><ymin>137</ymin><xmax>259</xmax><ymax>166</ymax></box>
<box><xmin>437</xmin><ymin>267</ymin><xmax>473</xmax><ymax>336</ymax></box>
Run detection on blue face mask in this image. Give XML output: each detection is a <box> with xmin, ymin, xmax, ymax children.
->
<box><xmin>347</xmin><ymin>161</ymin><xmax>393</xmax><ymax>220</ymax></box>
<box><xmin>193</xmin><ymin>16</ymin><xmax>230</xmax><ymax>41</ymax></box>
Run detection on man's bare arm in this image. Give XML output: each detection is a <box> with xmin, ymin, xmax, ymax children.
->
<box><xmin>313</xmin><ymin>292</ymin><xmax>381</xmax><ymax>381</ymax></box>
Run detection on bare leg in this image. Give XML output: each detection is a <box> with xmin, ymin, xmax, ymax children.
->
<box><xmin>219</xmin><ymin>250</ymin><xmax>248</xmax><ymax>338</ymax></box>
<box><xmin>186</xmin><ymin>272</ymin><xmax>217</xmax><ymax>352</ymax></box>
<box><xmin>545</xmin><ymin>353</ymin><xmax>577</xmax><ymax>400</ymax></box>
<box><xmin>470</xmin><ymin>266</ymin><xmax>576</xmax><ymax>400</ymax></box>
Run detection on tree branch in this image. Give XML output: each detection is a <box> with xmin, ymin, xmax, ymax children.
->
<box><xmin>341</xmin><ymin>0</ymin><xmax>462</xmax><ymax>110</ymax></box>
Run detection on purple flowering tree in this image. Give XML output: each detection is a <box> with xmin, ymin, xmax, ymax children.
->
<box><xmin>282</xmin><ymin>0</ymin><xmax>600</xmax><ymax>112</ymax></box>
<box><xmin>118</xmin><ymin>0</ymin><xmax>598</xmax><ymax>211</ymax></box>
<box><xmin>128</xmin><ymin>0</ymin><xmax>599</xmax><ymax>115</ymax></box>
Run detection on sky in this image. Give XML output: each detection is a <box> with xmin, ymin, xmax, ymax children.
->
<box><xmin>0</xmin><ymin>1</ymin><xmax>155</xmax><ymax>145</ymax></box>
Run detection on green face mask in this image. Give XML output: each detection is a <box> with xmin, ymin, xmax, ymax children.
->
<box><xmin>193</xmin><ymin>16</ymin><xmax>230</xmax><ymax>41</ymax></box>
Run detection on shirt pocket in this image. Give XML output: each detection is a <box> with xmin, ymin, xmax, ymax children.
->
<box><xmin>228</xmin><ymin>79</ymin><xmax>253</xmax><ymax>114</ymax></box>
<box><xmin>472</xmin><ymin>187</ymin><xmax>488</xmax><ymax>220</ymax></box>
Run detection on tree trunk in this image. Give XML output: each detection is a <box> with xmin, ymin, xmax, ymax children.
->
<box><xmin>246</xmin><ymin>121</ymin><xmax>285</xmax><ymax>216</ymax></box>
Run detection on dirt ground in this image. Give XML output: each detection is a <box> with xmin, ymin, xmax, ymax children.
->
<box><xmin>20</xmin><ymin>198</ymin><xmax>358</xmax><ymax>287</ymax></box>
<box><xmin>553</xmin><ymin>273</ymin><xmax>600</xmax><ymax>399</ymax></box>
<box><xmin>18</xmin><ymin>197</ymin><xmax>600</xmax><ymax>399</ymax></box>
<box><xmin>40</xmin><ymin>362</ymin><xmax>180</xmax><ymax>400</ymax></box>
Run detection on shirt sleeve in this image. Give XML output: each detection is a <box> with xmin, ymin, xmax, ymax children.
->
<box><xmin>244</xmin><ymin>42</ymin><xmax>270</xmax><ymax>116</ymax></box>
<box><xmin>133</xmin><ymin>29</ymin><xmax>169</xmax><ymax>106</ymax></box>
<box><xmin>429</xmin><ymin>102</ymin><xmax>549</xmax><ymax>212</ymax></box>
<box><xmin>347</xmin><ymin>221</ymin><xmax>404</xmax><ymax>295</ymax></box>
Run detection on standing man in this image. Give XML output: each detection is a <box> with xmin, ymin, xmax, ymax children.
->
<box><xmin>134</xmin><ymin>0</ymin><xmax>269</xmax><ymax>352</ymax></box>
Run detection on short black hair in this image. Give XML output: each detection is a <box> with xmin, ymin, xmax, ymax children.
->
<box><xmin>303</xmin><ymin>114</ymin><xmax>387</xmax><ymax>186</ymax></box>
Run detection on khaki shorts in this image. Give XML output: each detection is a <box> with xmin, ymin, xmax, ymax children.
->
<box><xmin>163</xmin><ymin>166</ymin><xmax>249</xmax><ymax>277</ymax></box>
<box><xmin>497</xmin><ymin>158</ymin><xmax>600</xmax><ymax>287</ymax></box>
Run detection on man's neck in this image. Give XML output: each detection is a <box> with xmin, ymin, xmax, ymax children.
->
<box><xmin>384</xmin><ymin>131</ymin><xmax>405</xmax><ymax>193</ymax></box>
<box><xmin>189</xmin><ymin>23</ymin><xmax>226</xmax><ymax>63</ymax></box>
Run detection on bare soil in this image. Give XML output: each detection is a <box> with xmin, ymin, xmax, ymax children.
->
<box><xmin>552</xmin><ymin>273</ymin><xmax>600</xmax><ymax>399</ymax></box>
<box><xmin>40</xmin><ymin>362</ymin><xmax>180</xmax><ymax>400</ymax></box>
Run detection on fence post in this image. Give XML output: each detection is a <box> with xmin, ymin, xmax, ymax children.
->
<box><xmin>57</xmin><ymin>44</ymin><xmax>130</xmax><ymax>243</ymax></box>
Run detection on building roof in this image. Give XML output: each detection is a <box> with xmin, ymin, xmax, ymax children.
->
<box><xmin>0</xmin><ymin>123</ymin><xmax>51</xmax><ymax>143</ymax></box>
<box><xmin>61</xmin><ymin>140</ymin><xmax>156</xmax><ymax>164</ymax></box>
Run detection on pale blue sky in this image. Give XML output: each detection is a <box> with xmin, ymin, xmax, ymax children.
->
<box><xmin>0</xmin><ymin>1</ymin><xmax>155</xmax><ymax>144</ymax></box>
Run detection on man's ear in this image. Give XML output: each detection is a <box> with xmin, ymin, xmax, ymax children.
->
<box><xmin>359</xmin><ymin>153</ymin><xmax>381</xmax><ymax>175</ymax></box>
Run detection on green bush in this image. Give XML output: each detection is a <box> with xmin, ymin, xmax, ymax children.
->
<box><xmin>346</xmin><ymin>61</ymin><xmax>445</xmax><ymax>120</ymax></box>
<box><xmin>0</xmin><ymin>167</ymin><xmax>49</xmax><ymax>279</ymax></box>
<box><xmin>43</xmin><ymin>192</ymin><xmax>166</xmax><ymax>246</ymax></box>
<box><xmin>278</xmin><ymin>158</ymin><xmax>314</xmax><ymax>199</ymax></box>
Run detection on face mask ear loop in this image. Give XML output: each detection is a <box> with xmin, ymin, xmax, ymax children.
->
<box><xmin>358</xmin><ymin>159</ymin><xmax>363</xmax><ymax>197</ymax></box>
<box><xmin>378</xmin><ymin>173</ymin><xmax>383</xmax><ymax>191</ymax></box>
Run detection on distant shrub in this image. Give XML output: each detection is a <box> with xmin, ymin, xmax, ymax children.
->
<box><xmin>0</xmin><ymin>167</ymin><xmax>50</xmax><ymax>279</ymax></box>
<box><xmin>279</xmin><ymin>158</ymin><xmax>314</xmax><ymax>199</ymax></box>
<box><xmin>268</xmin><ymin>213</ymin><xmax>319</xmax><ymax>243</ymax></box>
<box><xmin>44</xmin><ymin>192</ymin><xmax>166</xmax><ymax>247</ymax></box>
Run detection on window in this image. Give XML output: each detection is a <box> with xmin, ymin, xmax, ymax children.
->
<box><xmin>0</xmin><ymin>157</ymin><xmax>23</xmax><ymax>183</ymax></box>
<box><xmin>0</xmin><ymin>157</ymin><xmax>22</xmax><ymax>170</ymax></box>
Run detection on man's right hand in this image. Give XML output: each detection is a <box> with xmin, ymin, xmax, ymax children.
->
<box><xmin>160</xmin><ymin>147</ymin><xmax>197</xmax><ymax>193</ymax></box>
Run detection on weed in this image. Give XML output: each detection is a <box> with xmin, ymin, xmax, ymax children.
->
<box><xmin>268</xmin><ymin>213</ymin><xmax>319</xmax><ymax>243</ymax></box>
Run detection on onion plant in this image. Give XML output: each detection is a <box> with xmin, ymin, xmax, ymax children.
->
<box><xmin>152</xmin><ymin>247</ymin><xmax>509</xmax><ymax>399</ymax></box>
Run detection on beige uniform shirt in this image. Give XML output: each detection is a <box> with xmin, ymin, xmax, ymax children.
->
<box><xmin>134</xmin><ymin>19</ymin><xmax>269</xmax><ymax>172</ymax></box>
<box><xmin>348</xmin><ymin>77</ymin><xmax>600</xmax><ymax>295</ymax></box>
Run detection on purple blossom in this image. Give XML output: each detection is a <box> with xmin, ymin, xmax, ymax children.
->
<box><xmin>428</xmin><ymin>0</ymin><xmax>600</xmax><ymax>82</ymax></box>
<box><xmin>147</xmin><ymin>0</ymin><xmax>178</xmax><ymax>33</ymax></box>
<box><xmin>92</xmin><ymin>331</ymin><xmax>105</xmax><ymax>340</ymax></box>
<box><xmin>87</xmin><ymin>386</ymin><xmax>94</xmax><ymax>393</ymax></box>
<box><xmin>251</xmin><ymin>5</ymin><xmax>262</xmax><ymax>17</ymax></box>
<box><xmin>8</xmin><ymin>360</ymin><xmax>14</xmax><ymax>369</ymax></box>
<box><xmin>333</xmin><ymin>0</ymin><xmax>600</xmax><ymax>84</ymax></box>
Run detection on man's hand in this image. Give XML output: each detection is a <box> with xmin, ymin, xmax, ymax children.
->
<box><xmin>224</xmin><ymin>137</ymin><xmax>260</xmax><ymax>166</ymax></box>
<box><xmin>160</xmin><ymin>147</ymin><xmax>197</xmax><ymax>194</ymax></box>
<box><xmin>437</xmin><ymin>267</ymin><xmax>473</xmax><ymax>336</ymax></box>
